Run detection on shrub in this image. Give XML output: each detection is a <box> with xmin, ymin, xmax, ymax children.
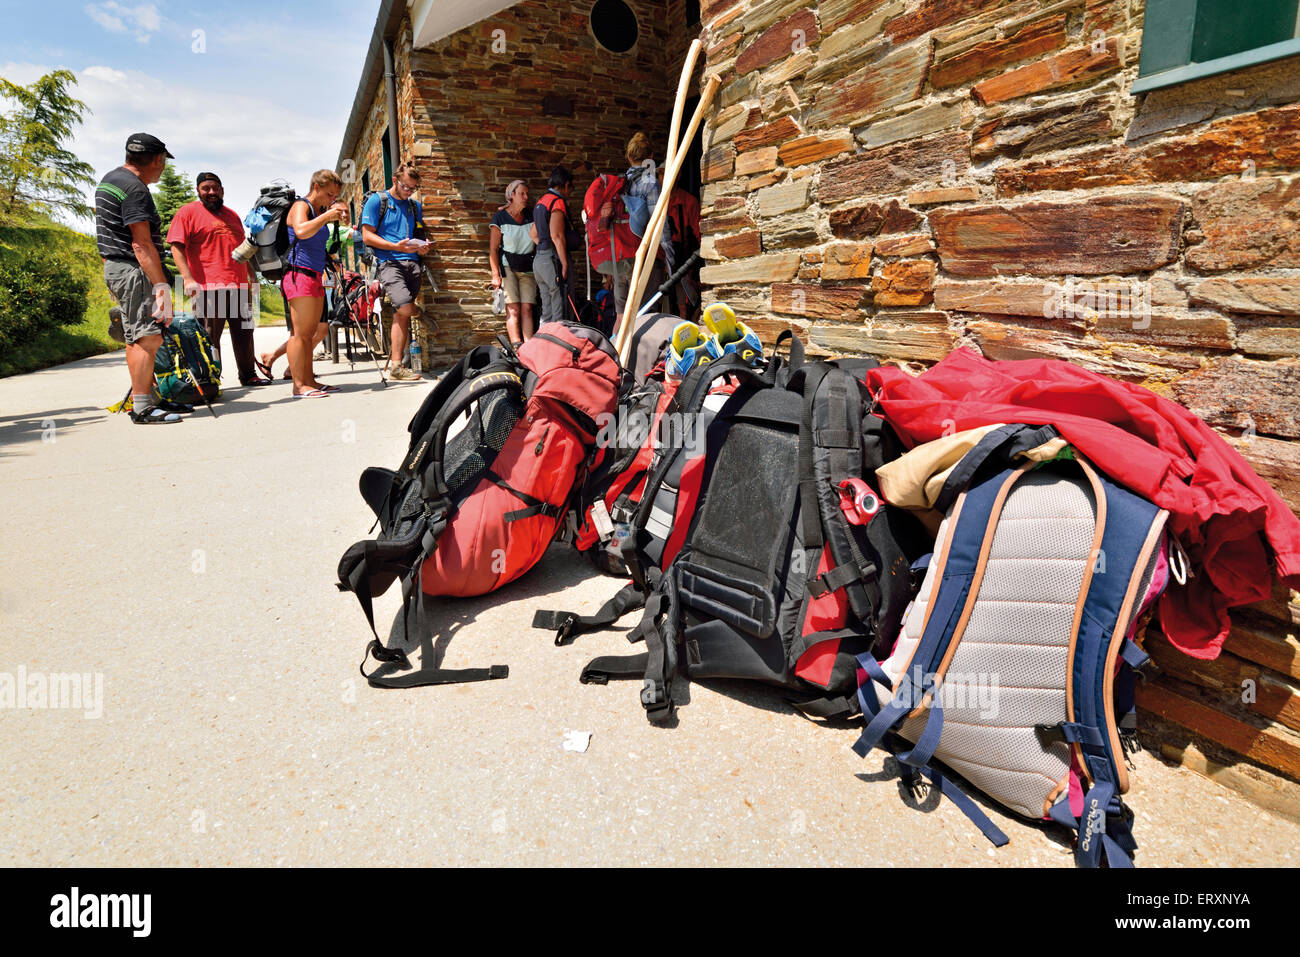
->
<box><xmin>0</xmin><ymin>248</ymin><xmax>89</xmax><ymax>350</ymax></box>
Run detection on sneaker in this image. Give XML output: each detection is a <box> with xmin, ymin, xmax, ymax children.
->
<box><xmin>700</xmin><ymin>302</ymin><xmax>763</xmax><ymax>366</ymax></box>
<box><xmin>129</xmin><ymin>405</ymin><xmax>182</xmax><ymax>424</ymax></box>
<box><xmin>389</xmin><ymin>366</ymin><xmax>423</xmax><ymax>382</ymax></box>
<box><xmin>667</xmin><ymin>321</ymin><xmax>721</xmax><ymax>378</ymax></box>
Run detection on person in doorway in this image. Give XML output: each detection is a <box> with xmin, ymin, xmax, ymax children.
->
<box><xmin>166</xmin><ymin>171</ymin><xmax>270</xmax><ymax>386</ymax></box>
<box><xmin>621</xmin><ymin>132</ymin><xmax>674</xmax><ymax>305</ymax></box>
<box><xmin>666</xmin><ymin>185</ymin><xmax>701</xmax><ymax>317</ymax></box>
<box><xmin>489</xmin><ymin>179</ymin><xmax>536</xmax><ymax>348</ymax></box>
<box><xmin>532</xmin><ymin>166</ymin><xmax>580</xmax><ymax>326</ymax></box>
<box><xmin>95</xmin><ymin>132</ymin><xmax>183</xmax><ymax>424</ymax></box>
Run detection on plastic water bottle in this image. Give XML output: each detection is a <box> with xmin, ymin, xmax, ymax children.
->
<box><xmin>410</xmin><ymin>338</ymin><xmax>422</xmax><ymax>374</ymax></box>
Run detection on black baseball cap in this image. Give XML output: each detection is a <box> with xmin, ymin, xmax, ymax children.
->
<box><xmin>196</xmin><ymin>172</ymin><xmax>221</xmax><ymax>188</ymax></box>
<box><xmin>125</xmin><ymin>132</ymin><xmax>174</xmax><ymax>158</ymax></box>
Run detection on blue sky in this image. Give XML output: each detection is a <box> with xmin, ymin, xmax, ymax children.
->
<box><xmin>2</xmin><ymin>0</ymin><xmax>377</xmax><ymax>230</ymax></box>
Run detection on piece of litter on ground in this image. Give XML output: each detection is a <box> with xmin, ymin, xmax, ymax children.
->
<box><xmin>562</xmin><ymin>731</ymin><xmax>592</xmax><ymax>753</ymax></box>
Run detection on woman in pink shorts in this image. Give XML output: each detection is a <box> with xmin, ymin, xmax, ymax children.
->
<box><xmin>280</xmin><ymin>168</ymin><xmax>348</xmax><ymax>397</ymax></box>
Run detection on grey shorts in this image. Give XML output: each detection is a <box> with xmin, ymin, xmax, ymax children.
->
<box><xmin>377</xmin><ymin>259</ymin><xmax>422</xmax><ymax>311</ymax></box>
<box><xmin>103</xmin><ymin>260</ymin><xmax>160</xmax><ymax>345</ymax></box>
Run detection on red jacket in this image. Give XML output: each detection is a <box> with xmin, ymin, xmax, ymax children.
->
<box><xmin>864</xmin><ymin>348</ymin><xmax>1300</xmax><ymax>660</ymax></box>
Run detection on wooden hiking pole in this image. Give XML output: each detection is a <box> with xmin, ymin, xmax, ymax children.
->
<box><xmin>616</xmin><ymin>72</ymin><xmax>722</xmax><ymax>365</ymax></box>
<box><xmin>615</xmin><ymin>38</ymin><xmax>701</xmax><ymax>355</ymax></box>
<box><xmin>664</xmin><ymin>39</ymin><xmax>702</xmax><ymax>185</ymax></box>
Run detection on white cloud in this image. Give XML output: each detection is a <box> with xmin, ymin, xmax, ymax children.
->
<box><xmin>84</xmin><ymin>4</ymin><xmax>126</xmax><ymax>34</ymax></box>
<box><xmin>84</xmin><ymin>2</ymin><xmax>162</xmax><ymax>44</ymax></box>
<box><xmin>0</xmin><ymin>61</ymin><xmax>354</xmax><ymax>232</ymax></box>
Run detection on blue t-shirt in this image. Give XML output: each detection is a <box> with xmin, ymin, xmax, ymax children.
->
<box><xmin>360</xmin><ymin>190</ymin><xmax>424</xmax><ymax>263</ymax></box>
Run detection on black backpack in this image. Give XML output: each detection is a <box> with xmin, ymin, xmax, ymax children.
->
<box><xmin>538</xmin><ymin>334</ymin><xmax>930</xmax><ymax>722</ymax></box>
<box><xmin>249</xmin><ymin>183</ymin><xmax>297</xmax><ymax>281</ymax></box>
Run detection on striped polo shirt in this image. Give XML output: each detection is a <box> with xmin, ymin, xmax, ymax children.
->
<box><xmin>95</xmin><ymin>166</ymin><xmax>164</xmax><ymax>262</ymax></box>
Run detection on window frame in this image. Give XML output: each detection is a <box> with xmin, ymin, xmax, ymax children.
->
<box><xmin>1132</xmin><ymin>0</ymin><xmax>1300</xmax><ymax>93</ymax></box>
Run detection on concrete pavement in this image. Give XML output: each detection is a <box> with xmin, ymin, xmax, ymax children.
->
<box><xmin>0</xmin><ymin>327</ymin><xmax>1296</xmax><ymax>866</ymax></box>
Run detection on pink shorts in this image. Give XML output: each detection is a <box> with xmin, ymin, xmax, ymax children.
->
<box><xmin>281</xmin><ymin>269</ymin><xmax>325</xmax><ymax>300</ymax></box>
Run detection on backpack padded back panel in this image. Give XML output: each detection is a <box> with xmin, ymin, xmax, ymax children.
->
<box><xmin>884</xmin><ymin>467</ymin><xmax>1093</xmax><ymax>818</ymax></box>
<box><xmin>677</xmin><ymin>387</ymin><xmax>806</xmax><ymax>683</ymax></box>
<box><xmin>875</xmin><ymin>458</ymin><xmax>1166</xmax><ymax>823</ymax></box>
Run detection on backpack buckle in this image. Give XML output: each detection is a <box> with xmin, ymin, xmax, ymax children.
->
<box><xmin>554</xmin><ymin>614</ymin><xmax>578</xmax><ymax>646</ymax></box>
<box><xmin>1034</xmin><ymin>722</ymin><xmax>1067</xmax><ymax>745</ymax></box>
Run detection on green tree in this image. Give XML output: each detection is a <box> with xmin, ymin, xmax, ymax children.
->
<box><xmin>153</xmin><ymin>163</ymin><xmax>196</xmax><ymax>236</ymax></box>
<box><xmin>0</xmin><ymin>70</ymin><xmax>96</xmax><ymax>223</ymax></box>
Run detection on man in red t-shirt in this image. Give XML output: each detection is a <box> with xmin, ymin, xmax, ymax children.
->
<box><xmin>166</xmin><ymin>172</ymin><xmax>269</xmax><ymax>386</ymax></box>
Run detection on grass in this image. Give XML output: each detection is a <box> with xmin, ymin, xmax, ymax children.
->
<box><xmin>257</xmin><ymin>282</ymin><xmax>286</xmax><ymax>326</ymax></box>
<box><xmin>0</xmin><ymin>218</ymin><xmax>121</xmax><ymax>378</ymax></box>
<box><xmin>0</xmin><ymin>216</ymin><xmax>289</xmax><ymax>378</ymax></box>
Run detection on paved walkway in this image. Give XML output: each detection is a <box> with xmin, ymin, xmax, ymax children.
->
<box><xmin>0</xmin><ymin>328</ymin><xmax>1296</xmax><ymax>866</ymax></box>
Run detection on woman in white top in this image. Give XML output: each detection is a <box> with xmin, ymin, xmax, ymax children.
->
<box><xmin>489</xmin><ymin>179</ymin><xmax>537</xmax><ymax>348</ymax></box>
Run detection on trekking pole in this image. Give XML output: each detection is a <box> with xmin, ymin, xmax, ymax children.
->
<box><xmin>158</xmin><ymin>320</ymin><xmax>217</xmax><ymax>418</ymax></box>
<box><xmin>420</xmin><ymin>263</ymin><xmax>441</xmax><ymax>338</ymax></box>
<box><xmin>635</xmin><ymin>250</ymin><xmax>701</xmax><ymax>318</ymax></box>
<box><xmin>352</xmin><ymin>297</ymin><xmax>388</xmax><ymax>388</ymax></box>
<box><xmin>335</xmin><ymin>263</ymin><xmax>387</xmax><ymax>386</ymax></box>
<box><xmin>584</xmin><ymin>220</ymin><xmax>592</xmax><ymax>302</ymax></box>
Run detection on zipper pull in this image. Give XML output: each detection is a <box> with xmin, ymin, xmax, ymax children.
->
<box><xmin>535</xmin><ymin>427</ymin><xmax>548</xmax><ymax>455</ymax></box>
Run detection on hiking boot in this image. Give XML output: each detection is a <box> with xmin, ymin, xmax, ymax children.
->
<box><xmin>701</xmin><ymin>302</ymin><xmax>763</xmax><ymax>366</ymax></box>
<box><xmin>129</xmin><ymin>405</ymin><xmax>182</xmax><ymax>424</ymax></box>
<box><xmin>667</xmin><ymin>321</ymin><xmax>721</xmax><ymax>378</ymax></box>
<box><xmin>389</xmin><ymin>366</ymin><xmax>423</xmax><ymax>382</ymax></box>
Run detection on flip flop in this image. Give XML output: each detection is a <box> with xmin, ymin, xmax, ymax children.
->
<box><xmin>292</xmin><ymin>389</ymin><xmax>329</xmax><ymax>398</ymax></box>
<box><xmin>254</xmin><ymin>358</ymin><xmax>275</xmax><ymax>379</ymax></box>
<box><xmin>317</xmin><ymin>383</ymin><xmax>341</xmax><ymax>393</ymax></box>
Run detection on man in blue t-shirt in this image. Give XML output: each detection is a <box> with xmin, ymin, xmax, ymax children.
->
<box><xmin>360</xmin><ymin>162</ymin><xmax>429</xmax><ymax>382</ymax></box>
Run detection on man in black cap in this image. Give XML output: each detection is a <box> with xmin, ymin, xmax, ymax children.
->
<box><xmin>96</xmin><ymin>132</ymin><xmax>184</xmax><ymax>423</ymax></box>
<box><xmin>166</xmin><ymin>171</ymin><xmax>268</xmax><ymax>386</ymax></box>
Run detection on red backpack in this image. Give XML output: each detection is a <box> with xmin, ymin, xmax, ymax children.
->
<box><xmin>583</xmin><ymin>173</ymin><xmax>641</xmax><ymax>271</ymax></box>
<box><xmin>337</xmin><ymin>321</ymin><xmax>621</xmax><ymax>687</ymax></box>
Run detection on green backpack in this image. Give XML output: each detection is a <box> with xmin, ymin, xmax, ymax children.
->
<box><xmin>152</xmin><ymin>314</ymin><xmax>222</xmax><ymax>404</ymax></box>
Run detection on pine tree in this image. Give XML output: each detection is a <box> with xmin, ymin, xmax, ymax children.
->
<box><xmin>153</xmin><ymin>163</ymin><xmax>196</xmax><ymax>236</ymax></box>
<box><xmin>0</xmin><ymin>70</ymin><xmax>96</xmax><ymax>223</ymax></box>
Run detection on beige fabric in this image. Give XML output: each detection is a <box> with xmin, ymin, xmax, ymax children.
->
<box><xmin>878</xmin><ymin>425</ymin><xmax>1068</xmax><ymax>510</ymax></box>
<box><xmin>878</xmin><ymin>425</ymin><xmax>1003</xmax><ymax>509</ymax></box>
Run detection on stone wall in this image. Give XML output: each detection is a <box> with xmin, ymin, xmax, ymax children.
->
<box><xmin>342</xmin><ymin>0</ymin><xmax>695</xmax><ymax>363</ymax></box>
<box><xmin>697</xmin><ymin>0</ymin><xmax>1300</xmax><ymax>803</ymax></box>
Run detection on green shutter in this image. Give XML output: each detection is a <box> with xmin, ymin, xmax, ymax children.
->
<box><xmin>1137</xmin><ymin>0</ymin><xmax>1198</xmax><ymax>77</ymax></box>
<box><xmin>1136</xmin><ymin>0</ymin><xmax>1300</xmax><ymax>92</ymax></box>
<box><xmin>382</xmin><ymin>129</ymin><xmax>392</xmax><ymax>187</ymax></box>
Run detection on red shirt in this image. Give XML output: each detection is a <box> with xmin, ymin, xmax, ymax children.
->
<box><xmin>165</xmin><ymin>201</ymin><xmax>248</xmax><ymax>287</ymax></box>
